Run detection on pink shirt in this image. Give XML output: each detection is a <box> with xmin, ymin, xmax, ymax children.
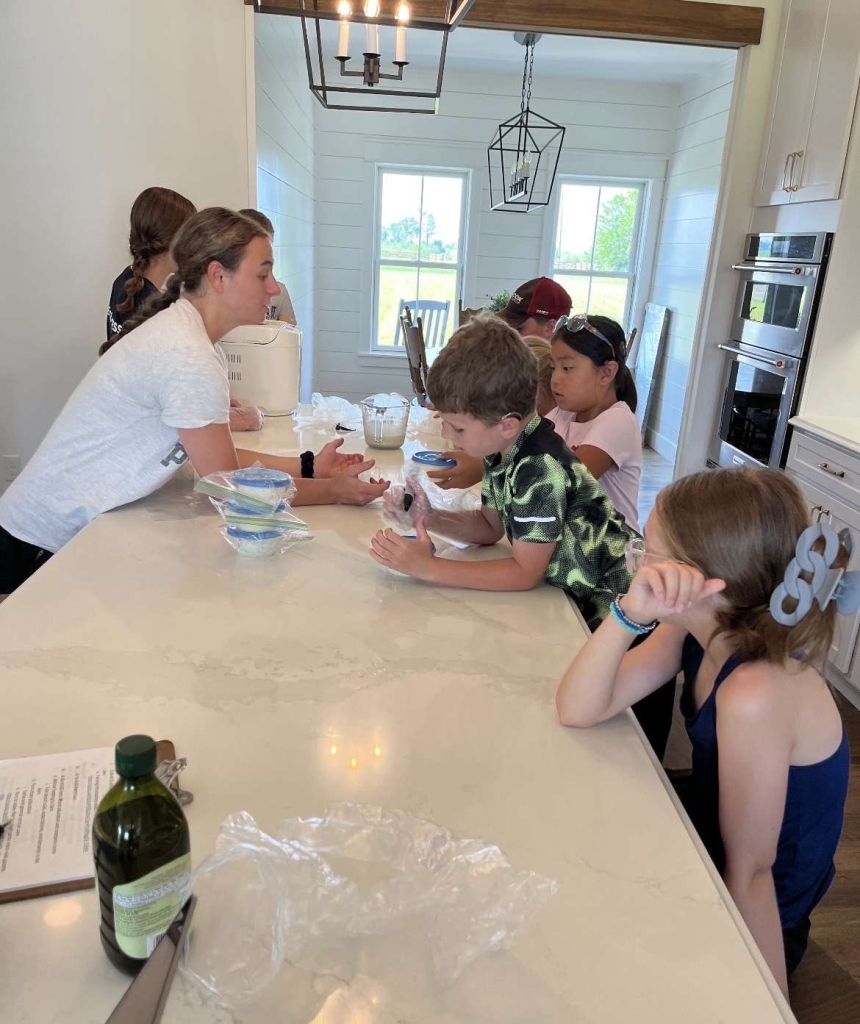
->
<box><xmin>546</xmin><ymin>402</ymin><xmax>642</xmax><ymax>533</ymax></box>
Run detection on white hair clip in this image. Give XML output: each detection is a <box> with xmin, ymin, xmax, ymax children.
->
<box><xmin>770</xmin><ymin>523</ymin><xmax>860</xmax><ymax>627</ymax></box>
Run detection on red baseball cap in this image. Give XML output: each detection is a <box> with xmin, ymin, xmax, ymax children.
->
<box><xmin>502</xmin><ymin>277</ymin><xmax>572</xmax><ymax>322</ymax></box>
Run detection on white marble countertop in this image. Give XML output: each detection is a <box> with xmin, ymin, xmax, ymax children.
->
<box><xmin>0</xmin><ymin>418</ymin><xmax>795</xmax><ymax>1023</ymax></box>
<box><xmin>791</xmin><ymin>414</ymin><xmax>860</xmax><ymax>458</ymax></box>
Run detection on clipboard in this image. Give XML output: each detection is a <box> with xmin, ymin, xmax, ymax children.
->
<box><xmin>0</xmin><ymin>740</ymin><xmax>182</xmax><ymax>904</ymax></box>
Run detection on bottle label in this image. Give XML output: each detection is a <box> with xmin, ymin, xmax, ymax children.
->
<box><xmin>112</xmin><ymin>853</ymin><xmax>192</xmax><ymax>959</ymax></box>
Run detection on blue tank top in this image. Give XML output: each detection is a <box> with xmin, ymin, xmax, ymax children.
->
<box><xmin>680</xmin><ymin>635</ymin><xmax>849</xmax><ymax>929</ymax></box>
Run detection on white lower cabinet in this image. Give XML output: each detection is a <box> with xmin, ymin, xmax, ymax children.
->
<box><xmin>786</xmin><ymin>429</ymin><xmax>860</xmax><ymax>691</ymax></box>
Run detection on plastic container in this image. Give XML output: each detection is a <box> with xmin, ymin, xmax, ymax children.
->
<box><xmin>412</xmin><ymin>450</ymin><xmax>457</xmax><ymax>469</ymax></box>
<box><xmin>232</xmin><ymin>468</ymin><xmax>294</xmax><ymax>508</ymax></box>
<box><xmin>224</xmin><ymin>526</ymin><xmax>290</xmax><ymax>558</ymax></box>
<box><xmin>361</xmin><ymin>393</ymin><xmax>410</xmax><ymax>450</ymax></box>
<box><xmin>223</xmin><ymin>499</ymin><xmax>291</xmax><ymax>533</ymax></box>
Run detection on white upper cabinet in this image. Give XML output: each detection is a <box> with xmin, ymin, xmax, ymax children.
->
<box><xmin>755</xmin><ymin>0</ymin><xmax>860</xmax><ymax>207</ymax></box>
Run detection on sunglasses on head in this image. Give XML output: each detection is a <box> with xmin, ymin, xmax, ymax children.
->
<box><xmin>554</xmin><ymin>313</ymin><xmax>615</xmax><ymax>354</ymax></box>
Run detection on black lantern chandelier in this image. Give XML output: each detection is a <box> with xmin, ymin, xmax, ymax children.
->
<box><xmin>487</xmin><ymin>34</ymin><xmax>565</xmax><ymax>213</ymax></box>
<box><xmin>253</xmin><ymin>1</ymin><xmax>476</xmax><ymax>115</ymax></box>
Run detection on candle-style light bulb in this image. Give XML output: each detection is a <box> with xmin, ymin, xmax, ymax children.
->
<box><xmin>336</xmin><ymin>1</ymin><xmax>351</xmax><ymax>60</ymax></box>
<box><xmin>394</xmin><ymin>1</ymin><xmax>409</xmax><ymax>63</ymax></box>
<box><xmin>364</xmin><ymin>0</ymin><xmax>380</xmax><ymax>55</ymax></box>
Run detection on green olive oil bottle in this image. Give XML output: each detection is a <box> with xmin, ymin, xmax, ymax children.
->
<box><xmin>92</xmin><ymin>735</ymin><xmax>191</xmax><ymax>975</ymax></box>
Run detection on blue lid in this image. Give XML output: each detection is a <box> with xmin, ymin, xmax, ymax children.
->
<box><xmin>412</xmin><ymin>450</ymin><xmax>457</xmax><ymax>468</ymax></box>
<box><xmin>233</xmin><ymin>468</ymin><xmax>293</xmax><ymax>488</ymax></box>
<box><xmin>225</xmin><ymin>498</ymin><xmax>290</xmax><ymax>516</ymax></box>
<box><xmin>226</xmin><ymin>525</ymin><xmax>286</xmax><ymax>541</ymax></box>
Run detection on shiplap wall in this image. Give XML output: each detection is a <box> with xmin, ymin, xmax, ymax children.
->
<box><xmin>645</xmin><ymin>56</ymin><xmax>737</xmax><ymax>463</ymax></box>
<box><xmin>312</xmin><ymin>69</ymin><xmax>677</xmax><ymax>403</ymax></box>
<box><xmin>255</xmin><ymin>15</ymin><xmax>316</xmax><ymax>398</ymax></box>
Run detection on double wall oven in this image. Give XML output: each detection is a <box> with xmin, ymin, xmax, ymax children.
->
<box><xmin>712</xmin><ymin>232</ymin><xmax>832</xmax><ymax>470</ymax></box>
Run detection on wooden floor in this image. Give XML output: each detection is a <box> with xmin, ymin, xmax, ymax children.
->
<box><xmin>639</xmin><ymin>444</ymin><xmax>675</xmax><ymax>527</ymax></box>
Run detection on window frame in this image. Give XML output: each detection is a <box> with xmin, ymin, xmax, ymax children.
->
<box><xmin>370</xmin><ymin>165</ymin><xmax>469</xmax><ymax>355</ymax></box>
<box><xmin>542</xmin><ymin>175</ymin><xmax>649</xmax><ymax>333</ymax></box>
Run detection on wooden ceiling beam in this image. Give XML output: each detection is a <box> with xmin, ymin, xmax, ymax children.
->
<box><xmin>246</xmin><ymin>0</ymin><xmax>765</xmax><ymax>48</ymax></box>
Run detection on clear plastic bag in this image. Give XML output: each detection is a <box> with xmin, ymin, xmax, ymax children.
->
<box><xmin>181</xmin><ymin>805</ymin><xmax>557</xmax><ymax>1009</ymax></box>
<box><xmin>381</xmin><ymin>464</ymin><xmax>481</xmax><ymax>538</ymax></box>
<box><xmin>293</xmin><ymin>393</ymin><xmax>363</xmax><ymax>433</ymax></box>
<box><xmin>194</xmin><ymin>465</ymin><xmax>297</xmax><ymax>512</ymax></box>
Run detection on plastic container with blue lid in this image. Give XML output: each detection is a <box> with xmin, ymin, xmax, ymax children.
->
<box><xmin>224</xmin><ymin>524</ymin><xmax>289</xmax><ymax>558</ymax></box>
<box><xmin>412</xmin><ymin>450</ymin><xmax>457</xmax><ymax>469</ymax></box>
<box><xmin>232</xmin><ymin>468</ymin><xmax>294</xmax><ymax>508</ymax></box>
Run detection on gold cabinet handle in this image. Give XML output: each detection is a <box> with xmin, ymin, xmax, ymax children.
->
<box><xmin>782</xmin><ymin>152</ymin><xmax>793</xmax><ymax>192</ymax></box>
<box><xmin>789</xmin><ymin>150</ymin><xmax>804</xmax><ymax>192</ymax></box>
<box><xmin>819</xmin><ymin>462</ymin><xmax>846</xmax><ymax>479</ymax></box>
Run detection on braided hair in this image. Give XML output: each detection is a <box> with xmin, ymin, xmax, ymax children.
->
<box><xmin>115</xmin><ymin>187</ymin><xmax>195</xmax><ymax>317</ymax></box>
<box><xmin>100</xmin><ymin>208</ymin><xmax>269</xmax><ymax>356</ymax></box>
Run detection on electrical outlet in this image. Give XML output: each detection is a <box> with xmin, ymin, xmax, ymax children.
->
<box><xmin>1</xmin><ymin>456</ymin><xmax>21</xmax><ymax>483</ymax></box>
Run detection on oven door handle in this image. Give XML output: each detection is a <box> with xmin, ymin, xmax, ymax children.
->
<box><xmin>718</xmin><ymin>343</ymin><xmax>789</xmax><ymax>369</ymax></box>
<box><xmin>730</xmin><ymin>263</ymin><xmax>811</xmax><ymax>275</ymax></box>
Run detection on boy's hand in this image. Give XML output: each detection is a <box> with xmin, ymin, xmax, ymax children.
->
<box><xmin>621</xmin><ymin>562</ymin><xmax>726</xmax><ymax>624</ymax></box>
<box><xmin>370</xmin><ymin>520</ymin><xmax>436</xmax><ymax>578</ymax></box>
<box><xmin>426</xmin><ymin>451</ymin><xmax>483</xmax><ymax>490</ymax></box>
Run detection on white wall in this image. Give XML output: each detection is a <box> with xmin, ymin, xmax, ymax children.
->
<box><xmin>0</xmin><ymin>0</ymin><xmax>251</xmax><ymax>482</ymax></box>
<box><xmin>674</xmin><ymin>0</ymin><xmax>789</xmax><ymax>478</ymax></box>
<box><xmin>312</xmin><ymin>68</ymin><xmax>675</xmax><ymax>403</ymax></box>
<box><xmin>645</xmin><ymin>56</ymin><xmax>737</xmax><ymax>463</ymax></box>
<box><xmin>254</xmin><ymin>15</ymin><xmax>316</xmax><ymax>400</ymax></box>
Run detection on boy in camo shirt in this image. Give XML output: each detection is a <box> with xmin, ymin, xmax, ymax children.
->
<box><xmin>369</xmin><ymin>313</ymin><xmax>636</xmax><ymax>631</ymax></box>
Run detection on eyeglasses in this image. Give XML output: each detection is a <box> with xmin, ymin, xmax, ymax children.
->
<box><xmin>555</xmin><ymin>313</ymin><xmax>615</xmax><ymax>353</ymax></box>
<box><xmin>624</xmin><ymin>538</ymin><xmax>698</xmax><ymax>576</ymax></box>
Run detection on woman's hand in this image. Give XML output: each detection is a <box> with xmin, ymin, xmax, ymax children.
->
<box><xmin>369</xmin><ymin>520</ymin><xmax>435</xmax><ymax>578</ymax></box>
<box><xmin>314</xmin><ymin>438</ymin><xmax>367</xmax><ymax>477</ymax></box>
<box><xmin>621</xmin><ymin>561</ymin><xmax>726</xmax><ymax>625</ymax></box>
<box><xmin>425</xmin><ymin>451</ymin><xmax>483</xmax><ymax>490</ymax></box>
<box><xmin>328</xmin><ymin>466</ymin><xmax>390</xmax><ymax>505</ymax></box>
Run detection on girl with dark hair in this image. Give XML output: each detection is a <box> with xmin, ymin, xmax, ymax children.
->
<box><xmin>557</xmin><ymin>467</ymin><xmax>854</xmax><ymax>994</ymax></box>
<box><xmin>548</xmin><ymin>313</ymin><xmax>642</xmax><ymax>532</ymax></box>
<box><xmin>106</xmin><ymin>186</ymin><xmax>196</xmax><ymax>346</ymax></box>
<box><xmin>0</xmin><ymin>208</ymin><xmax>388</xmax><ymax>594</ymax></box>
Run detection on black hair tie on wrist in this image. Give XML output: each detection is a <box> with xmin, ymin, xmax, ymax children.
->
<box><xmin>300</xmin><ymin>450</ymin><xmax>315</xmax><ymax>479</ymax></box>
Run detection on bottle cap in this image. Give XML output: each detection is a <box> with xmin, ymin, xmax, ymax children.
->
<box><xmin>115</xmin><ymin>735</ymin><xmax>157</xmax><ymax>778</ymax></box>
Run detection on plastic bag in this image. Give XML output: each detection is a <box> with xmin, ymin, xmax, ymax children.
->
<box><xmin>293</xmin><ymin>392</ymin><xmax>362</xmax><ymax>433</ymax></box>
<box><xmin>381</xmin><ymin>463</ymin><xmax>481</xmax><ymax>535</ymax></box>
<box><xmin>229</xmin><ymin>403</ymin><xmax>265</xmax><ymax>433</ymax></box>
<box><xmin>194</xmin><ymin>465</ymin><xmax>297</xmax><ymax>512</ymax></box>
<box><xmin>181</xmin><ymin>805</ymin><xmax>557</xmax><ymax>1009</ymax></box>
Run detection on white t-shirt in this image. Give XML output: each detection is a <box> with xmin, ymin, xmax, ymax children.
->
<box><xmin>0</xmin><ymin>298</ymin><xmax>229</xmax><ymax>552</ymax></box>
<box><xmin>546</xmin><ymin>402</ymin><xmax>642</xmax><ymax>533</ymax></box>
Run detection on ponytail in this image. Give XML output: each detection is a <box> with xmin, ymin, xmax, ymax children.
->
<box><xmin>115</xmin><ymin>253</ymin><xmax>151</xmax><ymax>317</ymax></box>
<box><xmin>552</xmin><ymin>314</ymin><xmax>637</xmax><ymax>413</ymax></box>
<box><xmin>100</xmin><ymin>278</ymin><xmax>182</xmax><ymax>356</ymax></box>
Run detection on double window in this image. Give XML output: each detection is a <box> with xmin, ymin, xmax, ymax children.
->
<box><xmin>548</xmin><ymin>179</ymin><xmax>645</xmax><ymax>330</ymax></box>
<box><xmin>372</xmin><ymin>169</ymin><xmax>468</xmax><ymax>353</ymax></box>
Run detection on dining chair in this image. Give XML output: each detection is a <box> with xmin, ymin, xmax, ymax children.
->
<box><xmin>399</xmin><ymin>306</ymin><xmax>430</xmax><ymax>406</ymax></box>
<box><xmin>394</xmin><ymin>298</ymin><xmax>450</xmax><ymax>350</ymax></box>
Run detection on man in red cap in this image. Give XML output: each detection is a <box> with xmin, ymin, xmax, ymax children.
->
<box><xmin>497</xmin><ymin>277</ymin><xmax>572</xmax><ymax>340</ymax></box>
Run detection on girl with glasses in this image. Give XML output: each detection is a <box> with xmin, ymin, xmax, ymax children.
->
<box><xmin>556</xmin><ymin>467</ymin><xmax>851</xmax><ymax>995</ymax></box>
<box><xmin>547</xmin><ymin>314</ymin><xmax>642</xmax><ymax>532</ymax></box>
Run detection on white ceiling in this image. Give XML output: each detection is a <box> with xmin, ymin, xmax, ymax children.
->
<box><xmin>312</xmin><ymin>23</ymin><xmax>735</xmax><ymax>84</ymax></box>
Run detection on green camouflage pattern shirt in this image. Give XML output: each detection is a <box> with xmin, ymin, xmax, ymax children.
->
<box><xmin>482</xmin><ymin>415</ymin><xmax>636</xmax><ymax>630</ymax></box>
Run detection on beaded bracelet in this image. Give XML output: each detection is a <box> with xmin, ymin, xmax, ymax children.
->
<box><xmin>609</xmin><ymin>598</ymin><xmax>657</xmax><ymax>636</ymax></box>
<box><xmin>300</xmin><ymin>450</ymin><xmax>315</xmax><ymax>479</ymax></box>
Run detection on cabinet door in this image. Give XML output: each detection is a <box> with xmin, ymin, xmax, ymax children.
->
<box><xmin>792</xmin><ymin>0</ymin><xmax>860</xmax><ymax>203</ymax></box>
<box><xmin>755</xmin><ymin>0</ymin><xmax>828</xmax><ymax>207</ymax></box>
<box><xmin>788</xmin><ymin>471</ymin><xmax>860</xmax><ymax>675</ymax></box>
